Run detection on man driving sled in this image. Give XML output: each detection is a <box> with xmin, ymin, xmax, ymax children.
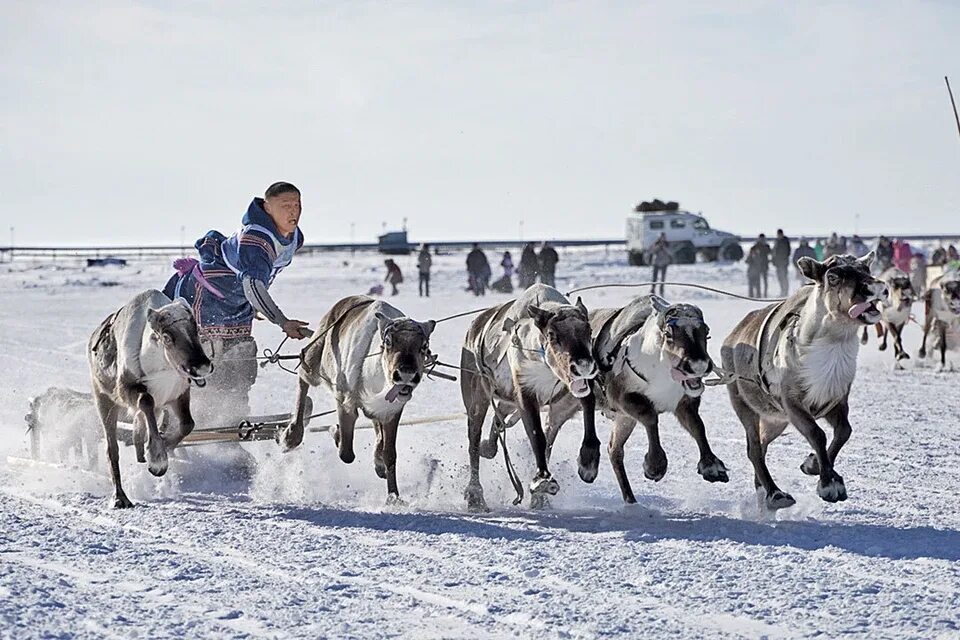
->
<box><xmin>163</xmin><ymin>181</ymin><xmax>310</xmax><ymax>423</ymax></box>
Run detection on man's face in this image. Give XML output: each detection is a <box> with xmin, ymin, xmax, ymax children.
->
<box><xmin>264</xmin><ymin>192</ymin><xmax>302</xmax><ymax>237</ymax></box>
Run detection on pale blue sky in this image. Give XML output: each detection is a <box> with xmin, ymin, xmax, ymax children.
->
<box><xmin>1</xmin><ymin>1</ymin><xmax>958</xmax><ymax>246</ymax></box>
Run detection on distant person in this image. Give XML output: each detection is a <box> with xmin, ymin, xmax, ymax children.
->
<box><xmin>875</xmin><ymin>236</ymin><xmax>894</xmax><ymax>271</ymax></box>
<box><xmin>850</xmin><ymin>234</ymin><xmax>868</xmax><ymax>258</ymax></box>
<box><xmin>466</xmin><ymin>243</ymin><xmax>491</xmax><ymax>296</ymax></box>
<box><xmin>893</xmin><ymin>239</ymin><xmax>912</xmax><ymax>272</ymax></box>
<box><xmin>910</xmin><ymin>251</ymin><xmax>928</xmax><ymax>296</ymax></box>
<box><xmin>793</xmin><ymin>238</ymin><xmax>816</xmax><ymax>281</ymax></box>
<box><xmin>931</xmin><ymin>246</ymin><xmax>947</xmax><ymax>266</ymax></box>
<box><xmin>814</xmin><ymin>239</ymin><xmax>825</xmax><ymax>261</ymax></box>
<box><xmin>384</xmin><ymin>259</ymin><xmax>403</xmax><ymax>296</ymax></box>
<box><xmin>649</xmin><ymin>232</ymin><xmax>671</xmax><ymax>297</ymax></box>
<box><xmin>746</xmin><ymin>244</ymin><xmax>764</xmax><ymax>298</ymax></box>
<box><xmin>825</xmin><ymin>232</ymin><xmax>843</xmax><ymax>258</ymax></box>
<box><xmin>538</xmin><ymin>241</ymin><xmax>559</xmax><ymax>287</ymax></box>
<box><xmin>772</xmin><ymin>228</ymin><xmax>792</xmax><ymax>296</ymax></box>
<box><xmin>491</xmin><ymin>251</ymin><xmax>514</xmax><ymax>293</ymax></box>
<box><xmin>750</xmin><ymin>233</ymin><xmax>771</xmax><ymax>297</ymax></box>
<box><xmin>417</xmin><ymin>244</ymin><xmax>432</xmax><ymax>297</ymax></box>
<box><xmin>948</xmin><ymin>244</ymin><xmax>960</xmax><ymax>266</ymax></box>
<box><xmin>161</xmin><ymin>181</ymin><xmax>309</xmax><ymax>423</ymax></box>
<box><xmin>518</xmin><ymin>243</ymin><xmax>539</xmax><ymax>289</ymax></box>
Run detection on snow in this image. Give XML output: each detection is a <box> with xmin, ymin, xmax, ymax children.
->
<box><xmin>1</xmin><ymin>247</ymin><xmax>958</xmax><ymax>639</ymax></box>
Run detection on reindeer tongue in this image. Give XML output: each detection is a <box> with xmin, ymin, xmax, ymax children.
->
<box><xmin>848</xmin><ymin>301</ymin><xmax>874</xmax><ymax>319</ymax></box>
<box><xmin>670</xmin><ymin>368</ymin><xmax>688</xmax><ymax>383</ymax></box>
<box><xmin>570</xmin><ymin>379</ymin><xmax>590</xmax><ymax>398</ymax></box>
<box><xmin>385</xmin><ymin>384</ymin><xmax>403</xmax><ymax>403</ymax></box>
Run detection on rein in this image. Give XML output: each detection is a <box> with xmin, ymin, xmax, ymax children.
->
<box><xmin>566</xmin><ymin>281</ymin><xmax>786</xmax><ymax>303</ymax></box>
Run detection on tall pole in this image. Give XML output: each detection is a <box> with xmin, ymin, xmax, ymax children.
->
<box><xmin>947</xmin><ymin>76</ymin><xmax>960</xmax><ymax>141</ymax></box>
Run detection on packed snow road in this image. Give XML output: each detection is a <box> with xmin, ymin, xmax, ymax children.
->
<box><xmin>1</xmin><ymin>249</ymin><xmax>958</xmax><ymax>639</ymax></box>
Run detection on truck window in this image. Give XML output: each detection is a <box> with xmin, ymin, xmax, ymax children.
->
<box><xmin>693</xmin><ymin>218</ymin><xmax>709</xmax><ymax>231</ymax></box>
<box><xmin>649</xmin><ymin>220</ymin><xmax>664</xmax><ymax>230</ymax></box>
<box><xmin>670</xmin><ymin>219</ymin><xmax>686</xmax><ymax>229</ymax></box>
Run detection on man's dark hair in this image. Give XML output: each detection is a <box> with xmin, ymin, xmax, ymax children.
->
<box><xmin>265</xmin><ymin>181</ymin><xmax>301</xmax><ymax>199</ymax></box>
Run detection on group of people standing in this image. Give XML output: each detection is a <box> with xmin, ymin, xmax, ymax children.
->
<box><xmin>408</xmin><ymin>241</ymin><xmax>560</xmax><ymax>298</ymax></box>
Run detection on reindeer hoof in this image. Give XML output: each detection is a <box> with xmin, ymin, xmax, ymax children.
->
<box><xmin>577</xmin><ymin>444</ymin><xmax>601</xmax><ymax>483</ymax></box>
<box><xmin>878</xmin><ymin>342</ymin><xmax>887</xmax><ymax>351</ymax></box>
<box><xmin>530</xmin><ymin>475</ymin><xmax>559</xmax><ymax>495</ymax></box>
<box><xmin>464</xmin><ymin>484</ymin><xmax>488</xmax><ymax>512</ymax></box>
<box><xmin>800</xmin><ymin>453</ymin><xmax>820</xmax><ymax>476</ymax></box>
<box><xmin>860</xmin><ymin>331</ymin><xmax>868</xmax><ymax>345</ymax></box>
<box><xmin>374</xmin><ymin>457</ymin><xmax>387</xmax><ymax>479</ymax></box>
<box><xmin>643</xmin><ymin>453</ymin><xmax>668</xmax><ymax>482</ymax></box>
<box><xmin>135</xmin><ymin>448</ymin><xmax>146</xmax><ymax>464</ymax></box>
<box><xmin>478</xmin><ymin>437</ymin><xmax>498</xmax><ymax>460</ymax></box>
<box><xmin>340</xmin><ymin>449</ymin><xmax>356</xmax><ymax>464</ymax></box>
<box><xmin>765</xmin><ymin>490</ymin><xmax>796</xmax><ymax>511</ymax></box>
<box><xmin>530</xmin><ymin>493</ymin><xmax>551</xmax><ymax>510</ymax></box>
<box><xmin>918</xmin><ymin>348</ymin><xmax>927</xmax><ymax>359</ymax></box>
<box><xmin>385</xmin><ymin>494</ymin><xmax>406</xmax><ymax>508</ymax></box>
<box><xmin>113</xmin><ymin>493</ymin><xmax>134</xmax><ymax>509</ymax></box>
<box><xmin>898</xmin><ymin>352</ymin><xmax>910</xmax><ymax>361</ymax></box>
<box><xmin>698</xmin><ymin>457</ymin><xmax>729</xmax><ymax>483</ymax></box>
<box><xmin>278</xmin><ymin>423</ymin><xmax>303</xmax><ymax>452</ymax></box>
<box><xmin>147</xmin><ymin>445</ymin><xmax>168</xmax><ymax>477</ymax></box>
<box><xmin>818</xmin><ymin>475</ymin><xmax>847</xmax><ymax>502</ymax></box>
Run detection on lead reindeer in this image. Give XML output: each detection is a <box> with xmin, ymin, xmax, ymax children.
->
<box><xmin>278</xmin><ymin>296</ymin><xmax>435</xmax><ymax>505</ymax></box>
<box><xmin>460</xmin><ymin>284</ymin><xmax>599</xmax><ymax>511</ymax></box>
<box><xmin>721</xmin><ymin>253</ymin><xmax>886</xmax><ymax>511</ymax></box>
<box><xmin>918</xmin><ymin>269</ymin><xmax>960</xmax><ymax>370</ymax></box>
<box><xmin>88</xmin><ymin>290</ymin><xmax>212</xmax><ymax>508</ymax></box>
<box><xmin>860</xmin><ymin>267</ymin><xmax>915</xmax><ymax>368</ymax></box>
<box><xmin>544</xmin><ymin>295</ymin><xmax>728</xmax><ymax>504</ymax></box>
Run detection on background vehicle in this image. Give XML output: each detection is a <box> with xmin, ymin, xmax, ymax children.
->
<box><xmin>626</xmin><ymin>199</ymin><xmax>743</xmax><ymax>265</ymax></box>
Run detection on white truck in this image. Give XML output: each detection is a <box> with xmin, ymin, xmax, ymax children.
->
<box><xmin>626</xmin><ymin>200</ymin><xmax>743</xmax><ymax>265</ymax></box>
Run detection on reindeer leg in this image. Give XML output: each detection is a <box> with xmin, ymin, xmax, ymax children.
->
<box><xmin>621</xmin><ymin>392</ymin><xmax>667</xmax><ymax>482</ymax></box>
<box><xmin>783</xmin><ymin>396</ymin><xmax>846</xmax><ymax>503</ymax></box>
<box><xmin>918</xmin><ymin>296</ymin><xmax>932</xmax><ymax>359</ymax></box>
<box><xmin>381</xmin><ymin>412</ymin><xmax>403</xmax><ymax>504</ymax></box>
<box><xmin>461</xmin><ymin>350</ymin><xmax>490</xmax><ymax>511</ymax></box>
<box><xmin>818</xmin><ymin>400</ymin><xmax>853</xmax><ymax>470</ymax></box>
<box><xmin>890</xmin><ymin>323</ymin><xmax>909</xmax><ymax>366</ymax></box>
<box><xmin>132</xmin><ymin>412</ymin><xmax>147</xmax><ymax>464</ymax></box>
<box><xmin>675</xmin><ymin>394</ymin><xmax>728</xmax><ymax>483</ymax></box>
<box><xmin>94</xmin><ymin>392</ymin><xmax>132</xmax><ymax>508</ymax></box>
<box><xmin>137</xmin><ymin>392</ymin><xmax>167</xmax><ymax>477</ymax></box>
<box><xmin>940</xmin><ymin>324</ymin><xmax>949</xmax><ymax>371</ymax></box>
<box><xmin>860</xmin><ymin>326</ymin><xmax>869</xmax><ymax>345</ymax></box>
<box><xmin>279</xmin><ymin>377</ymin><xmax>311</xmax><ymax>451</ymax></box>
<box><xmin>577</xmin><ymin>393</ymin><xmax>601</xmax><ymax>483</ymax></box>
<box><xmin>518</xmin><ymin>390</ymin><xmax>558</xmax><ymax>497</ymax></box>
<box><xmin>165</xmin><ymin>388</ymin><xmax>195</xmax><ymax>449</ymax></box>
<box><xmin>728</xmin><ymin>385</ymin><xmax>794</xmax><ymax>510</ymax></box>
<box><xmin>333</xmin><ymin>403</ymin><xmax>358</xmax><ymax>464</ymax></box>
<box><xmin>878</xmin><ymin>323</ymin><xmax>888</xmax><ymax>351</ymax></box>
<box><xmin>608</xmin><ymin>415</ymin><xmax>638</xmax><ymax>504</ymax></box>
<box><xmin>373</xmin><ymin>420</ymin><xmax>386</xmax><ymax>479</ymax></box>
<box><xmin>543</xmin><ymin>395</ymin><xmax>579</xmax><ymax>463</ymax></box>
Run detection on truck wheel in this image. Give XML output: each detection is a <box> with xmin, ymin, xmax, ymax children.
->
<box><xmin>720</xmin><ymin>242</ymin><xmax>744</xmax><ymax>262</ymax></box>
<box><xmin>674</xmin><ymin>244</ymin><xmax>697</xmax><ymax>265</ymax></box>
<box><xmin>628</xmin><ymin>251</ymin><xmax>646</xmax><ymax>266</ymax></box>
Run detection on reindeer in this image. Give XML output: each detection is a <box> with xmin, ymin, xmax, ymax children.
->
<box><xmin>460</xmin><ymin>284</ymin><xmax>598</xmax><ymax>511</ymax></box>
<box><xmin>543</xmin><ymin>295</ymin><xmax>728</xmax><ymax>504</ymax></box>
<box><xmin>918</xmin><ymin>269</ymin><xmax>960</xmax><ymax>370</ymax></box>
<box><xmin>88</xmin><ymin>290</ymin><xmax>212</xmax><ymax>508</ymax></box>
<box><xmin>277</xmin><ymin>296</ymin><xmax>435</xmax><ymax>505</ymax></box>
<box><xmin>721</xmin><ymin>253</ymin><xmax>886</xmax><ymax>511</ymax></box>
<box><xmin>859</xmin><ymin>267</ymin><xmax>916</xmax><ymax>368</ymax></box>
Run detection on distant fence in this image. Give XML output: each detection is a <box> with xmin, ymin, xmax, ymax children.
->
<box><xmin>1</xmin><ymin>234</ymin><xmax>957</xmax><ymax>262</ymax></box>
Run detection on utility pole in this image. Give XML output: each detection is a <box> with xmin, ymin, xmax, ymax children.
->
<box><xmin>180</xmin><ymin>225</ymin><xmax>186</xmax><ymax>254</ymax></box>
<box><xmin>947</xmin><ymin>76</ymin><xmax>960</xmax><ymax>141</ymax></box>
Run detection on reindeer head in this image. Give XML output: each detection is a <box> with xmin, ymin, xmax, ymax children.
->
<box><xmin>650</xmin><ymin>297</ymin><xmax>712</xmax><ymax>397</ymax></box>
<box><xmin>940</xmin><ymin>273</ymin><xmax>960</xmax><ymax>316</ymax></box>
<box><xmin>376</xmin><ymin>313</ymin><xmax>436</xmax><ymax>403</ymax></box>
<box><xmin>527</xmin><ymin>298</ymin><xmax>598</xmax><ymax>399</ymax></box>
<box><xmin>798</xmin><ymin>252</ymin><xmax>887</xmax><ymax>325</ymax></box>
<box><xmin>146</xmin><ymin>300</ymin><xmax>213</xmax><ymax>385</ymax></box>
<box><xmin>883</xmin><ymin>268</ymin><xmax>915</xmax><ymax>312</ymax></box>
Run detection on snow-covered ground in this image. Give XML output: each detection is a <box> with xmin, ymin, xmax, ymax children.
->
<box><xmin>1</xmin><ymin>247</ymin><xmax>958</xmax><ymax>639</ymax></box>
